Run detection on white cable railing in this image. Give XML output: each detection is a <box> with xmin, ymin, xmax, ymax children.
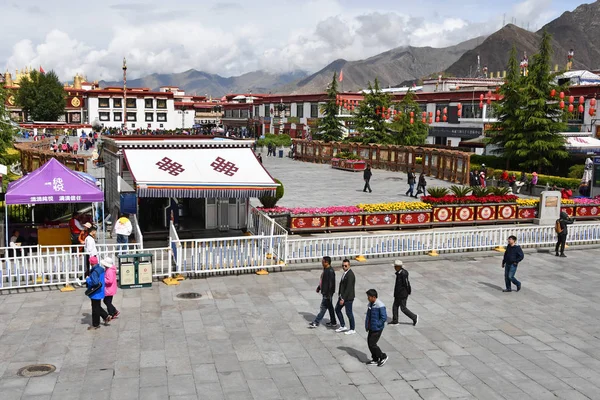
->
<box><xmin>131</xmin><ymin>214</ymin><xmax>144</xmax><ymax>249</ymax></box>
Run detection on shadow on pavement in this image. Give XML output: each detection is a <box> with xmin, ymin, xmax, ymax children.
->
<box><xmin>299</xmin><ymin>312</ymin><xmax>316</xmax><ymax>323</ymax></box>
<box><xmin>338</xmin><ymin>346</ymin><xmax>368</xmax><ymax>363</ymax></box>
<box><xmin>479</xmin><ymin>282</ymin><xmax>504</xmax><ymax>291</ymax></box>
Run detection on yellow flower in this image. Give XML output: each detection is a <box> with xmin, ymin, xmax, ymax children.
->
<box><xmin>516</xmin><ymin>199</ymin><xmax>539</xmax><ymax>207</ymax></box>
<box><xmin>358</xmin><ymin>201</ymin><xmax>432</xmax><ymax>213</ymax></box>
<box><xmin>561</xmin><ymin>199</ymin><xmax>575</xmax><ymax>205</ymax></box>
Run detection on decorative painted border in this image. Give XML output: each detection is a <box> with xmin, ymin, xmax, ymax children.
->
<box><xmin>454</xmin><ymin>206</ymin><xmax>476</xmax><ymax>222</ymax></box>
<box><xmin>364</xmin><ymin>213</ymin><xmax>398</xmax><ymax>227</ymax></box>
<box><xmin>497</xmin><ymin>204</ymin><xmax>517</xmax><ymax>220</ymax></box>
<box><xmin>399</xmin><ymin>211</ymin><xmax>431</xmax><ymax>225</ymax></box>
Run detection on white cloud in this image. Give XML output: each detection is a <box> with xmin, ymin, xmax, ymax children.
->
<box><xmin>1</xmin><ymin>0</ymin><xmax>574</xmax><ymax>82</ymax></box>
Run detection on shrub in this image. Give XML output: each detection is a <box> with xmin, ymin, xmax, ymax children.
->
<box><xmin>449</xmin><ymin>185</ymin><xmax>472</xmax><ymax>197</ymax></box>
<box><xmin>471</xmin><ymin>186</ymin><xmax>490</xmax><ymax>197</ymax></box>
<box><xmin>415</xmin><ymin>157</ymin><xmax>423</xmax><ymax>165</ymax></box>
<box><xmin>427</xmin><ymin>187</ymin><xmax>450</xmax><ymax>198</ymax></box>
<box><xmin>489</xmin><ymin>186</ymin><xmax>510</xmax><ymax>195</ymax></box>
<box><xmin>568</xmin><ymin>164</ymin><xmax>585</xmax><ymax>179</ymax></box>
<box><xmin>470</xmin><ymin>154</ymin><xmax>507</xmax><ymax>170</ymax></box>
<box><xmin>259</xmin><ymin>178</ymin><xmax>284</xmax><ymax>208</ymax></box>
<box><xmin>257</xmin><ymin>134</ymin><xmax>292</xmax><ymax>148</ymax></box>
<box><xmin>335</xmin><ymin>151</ymin><xmax>363</xmax><ymax>161</ymax></box>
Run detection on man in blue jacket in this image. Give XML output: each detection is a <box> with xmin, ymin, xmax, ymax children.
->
<box><xmin>502</xmin><ymin>235</ymin><xmax>524</xmax><ymax>292</ymax></box>
<box><xmin>365</xmin><ymin>289</ymin><xmax>388</xmax><ymax>366</ymax></box>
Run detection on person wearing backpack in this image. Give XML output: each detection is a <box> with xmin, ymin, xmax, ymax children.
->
<box><xmin>502</xmin><ymin>235</ymin><xmax>524</xmax><ymax>292</ymax></box>
<box><xmin>389</xmin><ymin>260</ymin><xmax>418</xmax><ymax>326</ymax></box>
<box><xmin>555</xmin><ymin>211</ymin><xmax>573</xmax><ymax>257</ymax></box>
<box><xmin>85</xmin><ymin>256</ymin><xmax>112</xmax><ymax>330</ymax></box>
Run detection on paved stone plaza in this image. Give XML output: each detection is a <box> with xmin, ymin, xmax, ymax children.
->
<box><xmin>1</xmin><ymin>247</ymin><xmax>600</xmax><ymax>400</ymax></box>
<box><xmin>254</xmin><ymin>152</ymin><xmax>532</xmax><ymax>208</ymax></box>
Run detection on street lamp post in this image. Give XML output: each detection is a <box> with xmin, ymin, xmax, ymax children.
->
<box><xmin>122</xmin><ymin>58</ymin><xmax>127</xmax><ymax>132</ymax></box>
<box><xmin>276</xmin><ymin>100</ymin><xmax>285</xmax><ymax>135</ymax></box>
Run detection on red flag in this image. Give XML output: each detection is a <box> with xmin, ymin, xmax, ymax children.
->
<box><xmin>39</xmin><ymin>66</ymin><xmax>45</xmax><ymax>74</ymax></box>
<box><xmin>339</xmin><ymin>70</ymin><xmax>343</xmax><ymax>82</ymax></box>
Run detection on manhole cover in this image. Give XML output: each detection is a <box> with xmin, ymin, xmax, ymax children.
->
<box><xmin>176</xmin><ymin>292</ymin><xmax>202</xmax><ymax>299</ymax></box>
<box><xmin>17</xmin><ymin>364</ymin><xmax>56</xmax><ymax>378</ymax></box>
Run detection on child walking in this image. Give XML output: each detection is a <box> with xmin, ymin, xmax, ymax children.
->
<box><xmin>86</xmin><ymin>256</ymin><xmax>112</xmax><ymax>330</ymax></box>
<box><xmin>102</xmin><ymin>257</ymin><xmax>120</xmax><ymax>318</ymax></box>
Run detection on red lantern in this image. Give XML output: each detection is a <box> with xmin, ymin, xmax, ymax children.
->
<box><xmin>422</xmin><ymin>111</ymin><xmax>426</xmax><ymax>117</ymax></box>
<box><xmin>436</xmin><ymin>116</ymin><xmax>440</xmax><ymax>122</ymax></box>
<box><xmin>559</xmin><ymin>92</ymin><xmax>565</xmax><ymax>99</ymax></box>
<box><xmin>590</xmin><ymin>108</ymin><xmax>596</xmax><ymax>116</ymax></box>
<box><xmin>479</xmin><ymin>94</ymin><xmax>484</xmax><ymax>101</ymax></box>
<box><xmin>443</xmin><ymin>107</ymin><xmax>447</xmax><ymax>114</ymax></box>
<box><xmin>410</xmin><ymin>118</ymin><xmax>414</xmax><ymax>124</ymax></box>
<box><xmin>422</xmin><ymin>117</ymin><xmax>426</xmax><ymax>123</ymax></box>
<box><xmin>428</xmin><ymin>111</ymin><xmax>433</xmax><ymax>117</ymax></box>
<box><xmin>442</xmin><ymin>115</ymin><xmax>447</xmax><ymax>122</ymax></box>
<box><xmin>457</xmin><ymin>103</ymin><xmax>462</xmax><ymax>110</ymax></box>
<box><xmin>487</xmin><ymin>98</ymin><xmax>491</xmax><ymax>105</ymax></box>
<box><xmin>457</xmin><ymin>110</ymin><xmax>462</xmax><ymax>118</ymax></box>
<box><xmin>568</xmin><ymin>104</ymin><xmax>574</xmax><ymax>113</ymax></box>
<box><xmin>578</xmin><ymin>104</ymin><xmax>584</xmax><ymax>113</ymax></box>
<box><xmin>410</xmin><ymin>111</ymin><xmax>414</xmax><ymax>118</ymax></box>
<box><xmin>579</xmin><ymin>96</ymin><xmax>585</xmax><ymax>104</ymax></box>
<box><xmin>550</xmin><ymin>89</ymin><xmax>556</xmax><ymax>97</ymax></box>
<box><xmin>591</xmin><ymin>98</ymin><xmax>597</xmax><ymax>107</ymax></box>
<box><xmin>559</xmin><ymin>100</ymin><xmax>565</xmax><ymax>109</ymax></box>
<box><xmin>569</xmin><ymin>96</ymin><xmax>574</xmax><ymax>104</ymax></box>
<box><xmin>436</xmin><ymin>110</ymin><xmax>441</xmax><ymax>116</ymax></box>
<box><xmin>429</xmin><ymin>117</ymin><xmax>433</xmax><ymax>124</ymax></box>
<box><xmin>487</xmin><ymin>90</ymin><xmax>492</xmax><ymax>98</ymax></box>
<box><xmin>479</xmin><ymin>101</ymin><xmax>483</xmax><ymax>109</ymax></box>
<box><xmin>376</xmin><ymin>107</ymin><xmax>380</xmax><ymax>115</ymax></box>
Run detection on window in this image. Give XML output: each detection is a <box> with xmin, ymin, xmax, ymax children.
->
<box><xmin>296</xmin><ymin>103</ymin><xmax>304</xmax><ymax>118</ymax></box>
<box><xmin>240</xmin><ymin>109</ymin><xmax>249</xmax><ymax>118</ymax></box>
<box><xmin>310</xmin><ymin>103</ymin><xmax>319</xmax><ymax>118</ymax></box>
<box><xmin>145</xmin><ymin>112</ymin><xmax>153</xmax><ymax>122</ymax></box>
<box><xmin>156</xmin><ymin>99</ymin><xmax>167</xmax><ymax>109</ymax></box>
<box><xmin>233</xmin><ymin>109</ymin><xmax>240</xmax><ymax>118</ymax></box>
<box><xmin>461</xmin><ymin>103</ymin><xmax>483</xmax><ymax>119</ymax></box>
<box><xmin>485</xmin><ymin>105</ymin><xmax>498</xmax><ymax>119</ymax></box>
<box><xmin>126</xmin><ymin>98</ymin><xmax>136</xmax><ymax>109</ymax></box>
<box><xmin>435</xmin><ymin>103</ymin><xmax>449</xmax><ymax>116</ymax></box>
<box><xmin>254</xmin><ymin>106</ymin><xmax>260</xmax><ymax>117</ymax></box>
<box><xmin>113</xmin><ymin>98</ymin><xmax>122</xmax><ymax>108</ymax></box>
<box><xmin>265</xmin><ymin>106</ymin><xmax>270</xmax><ymax>117</ymax></box>
<box><xmin>159</xmin><ymin>123</ymin><xmax>164</xmax><ymax>128</ymax></box>
<box><xmin>157</xmin><ymin>113</ymin><xmax>167</xmax><ymax>122</ymax></box>
<box><xmin>145</xmin><ymin>99</ymin><xmax>153</xmax><ymax>108</ymax></box>
<box><xmin>131</xmin><ymin>123</ymin><xmax>135</xmax><ymax>128</ymax></box>
<box><xmin>113</xmin><ymin>112</ymin><xmax>122</xmax><ymax>121</ymax></box>
<box><xmin>98</xmin><ymin>98</ymin><xmax>110</xmax><ymax>108</ymax></box>
<box><xmin>126</xmin><ymin>112</ymin><xmax>137</xmax><ymax>122</ymax></box>
<box><xmin>225</xmin><ymin>109</ymin><xmax>233</xmax><ymax>118</ymax></box>
<box><xmin>99</xmin><ymin>112</ymin><xmax>110</xmax><ymax>121</ymax></box>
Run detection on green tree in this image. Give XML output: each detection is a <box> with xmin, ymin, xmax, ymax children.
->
<box><xmin>387</xmin><ymin>89</ymin><xmax>428</xmax><ymax>146</ymax></box>
<box><xmin>0</xmin><ymin>87</ymin><xmax>17</xmax><ymax>164</ymax></box>
<box><xmin>351</xmin><ymin>79</ymin><xmax>392</xmax><ymax>144</ymax></box>
<box><xmin>316</xmin><ymin>72</ymin><xmax>344</xmax><ymax>142</ymax></box>
<box><xmin>16</xmin><ymin>70</ymin><xmax>66</xmax><ymax>121</ymax></box>
<box><xmin>487</xmin><ymin>45</ymin><xmax>523</xmax><ymax>167</ymax></box>
<box><xmin>516</xmin><ymin>29</ymin><xmax>568</xmax><ymax>172</ymax></box>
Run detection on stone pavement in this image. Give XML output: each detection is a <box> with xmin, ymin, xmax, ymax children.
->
<box><xmin>254</xmin><ymin>152</ymin><xmax>533</xmax><ymax>209</ymax></box>
<box><xmin>1</xmin><ymin>247</ymin><xmax>600</xmax><ymax>399</ymax></box>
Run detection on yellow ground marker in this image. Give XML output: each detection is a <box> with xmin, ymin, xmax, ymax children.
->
<box><xmin>355</xmin><ymin>255</ymin><xmax>367</xmax><ymax>262</ymax></box>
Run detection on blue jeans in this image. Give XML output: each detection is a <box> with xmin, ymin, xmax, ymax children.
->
<box><xmin>504</xmin><ymin>263</ymin><xmax>521</xmax><ymax>290</ymax></box>
<box><xmin>335</xmin><ymin>298</ymin><xmax>355</xmax><ymax>330</ymax></box>
<box><xmin>117</xmin><ymin>234</ymin><xmax>129</xmax><ymax>253</ymax></box>
<box><xmin>314</xmin><ymin>295</ymin><xmax>335</xmax><ymax>325</ymax></box>
<box><xmin>406</xmin><ymin>183</ymin><xmax>415</xmax><ymax>196</ymax></box>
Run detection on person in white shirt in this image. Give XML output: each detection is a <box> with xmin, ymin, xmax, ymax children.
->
<box><xmin>84</xmin><ymin>226</ymin><xmax>98</xmax><ymax>277</ymax></box>
<box><xmin>114</xmin><ymin>214</ymin><xmax>133</xmax><ymax>253</ymax></box>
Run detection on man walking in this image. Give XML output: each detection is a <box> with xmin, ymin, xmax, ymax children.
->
<box><xmin>389</xmin><ymin>260</ymin><xmax>418</xmax><ymax>326</ymax></box>
<box><xmin>335</xmin><ymin>259</ymin><xmax>356</xmax><ymax>335</ymax></box>
<box><xmin>365</xmin><ymin>289</ymin><xmax>388</xmax><ymax>367</ymax></box>
<box><xmin>555</xmin><ymin>211</ymin><xmax>573</xmax><ymax>257</ymax></box>
<box><xmin>502</xmin><ymin>235</ymin><xmax>524</xmax><ymax>292</ymax></box>
<box><xmin>363</xmin><ymin>164</ymin><xmax>372</xmax><ymax>193</ymax></box>
<box><xmin>406</xmin><ymin>168</ymin><xmax>416</xmax><ymax>197</ymax></box>
<box><xmin>309</xmin><ymin>256</ymin><xmax>336</xmax><ymax>328</ymax></box>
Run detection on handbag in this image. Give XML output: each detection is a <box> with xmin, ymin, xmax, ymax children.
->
<box><xmin>85</xmin><ymin>283</ymin><xmax>102</xmax><ymax>297</ymax></box>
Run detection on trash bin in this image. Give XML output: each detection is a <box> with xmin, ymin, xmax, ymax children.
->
<box><xmin>117</xmin><ymin>253</ymin><xmax>153</xmax><ymax>288</ymax></box>
<box><xmin>278</xmin><ymin>149</ymin><xmax>284</xmax><ymax>158</ymax></box>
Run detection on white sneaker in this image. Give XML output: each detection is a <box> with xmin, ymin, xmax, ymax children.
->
<box><xmin>335</xmin><ymin>326</ymin><xmax>349</xmax><ymax>333</ymax></box>
<box><xmin>344</xmin><ymin>329</ymin><xmax>356</xmax><ymax>335</ymax></box>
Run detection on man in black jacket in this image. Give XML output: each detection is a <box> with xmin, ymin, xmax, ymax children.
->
<box><xmin>406</xmin><ymin>168</ymin><xmax>416</xmax><ymax>197</ymax></box>
<box><xmin>502</xmin><ymin>235</ymin><xmax>524</xmax><ymax>292</ymax></box>
<box><xmin>363</xmin><ymin>164</ymin><xmax>373</xmax><ymax>193</ymax></box>
<box><xmin>309</xmin><ymin>256</ymin><xmax>337</xmax><ymax>328</ymax></box>
<box><xmin>389</xmin><ymin>260</ymin><xmax>418</xmax><ymax>326</ymax></box>
<box><xmin>334</xmin><ymin>259</ymin><xmax>356</xmax><ymax>334</ymax></box>
<box><xmin>555</xmin><ymin>211</ymin><xmax>573</xmax><ymax>257</ymax></box>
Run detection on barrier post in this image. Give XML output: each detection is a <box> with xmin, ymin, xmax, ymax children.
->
<box><xmin>494</xmin><ymin>227</ymin><xmax>506</xmax><ymax>252</ymax></box>
<box><xmin>355</xmin><ymin>236</ymin><xmax>367</xmax><ymax>262</ymax></box>
<box><xmin>163</xmin><ymin>223</ymin><xmax>180</xmax><ymax>285</ymax></box>
<box><xmin>429</xmin><ymin>231</ymin><xmax>439</xmax><ymax>256</ymax></box>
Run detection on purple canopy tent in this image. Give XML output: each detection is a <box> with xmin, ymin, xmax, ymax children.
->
<box><xmin>4</xmin><ymin>158</ymin><xmax>104</xmax><ymax>245</ymax></box>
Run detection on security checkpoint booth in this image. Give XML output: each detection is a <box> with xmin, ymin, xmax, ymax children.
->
<box><xmin>101</xmin><ymin>136</ymin><xmax>278</xmax><ymax>242</ymax></box>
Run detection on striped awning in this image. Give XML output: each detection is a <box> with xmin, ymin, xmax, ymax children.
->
<box><xmin>123</xmin><ymin>148</ymin><xmax>278</xmax><ymax>198</ymax></box>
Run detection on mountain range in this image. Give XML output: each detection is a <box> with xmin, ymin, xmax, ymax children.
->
<box><xmin>100</xmin><ymin>1</ymin><xmax>600</xmax><ymax>97</ymax></box>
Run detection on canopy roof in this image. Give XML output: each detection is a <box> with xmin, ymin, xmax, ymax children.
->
<box><xmin>561</xmin><ymin>133</ymin><xmax>600</xmax><ymax>154</ymax></box>
<box><xmin>5</xmin><ymin>158</ymin><xmax>104</xmax><ymax>205</ymax></box>
<box><xmin>123</xmin><ymin>148</ymin><xmax>278</xmax><ymax>198</ymax></box>
<box><xmin>556</xmin><ymin>70</ymin><xmax>600</xmax><ymax>86</ymax></box>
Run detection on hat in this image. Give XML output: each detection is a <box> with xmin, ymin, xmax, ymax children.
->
<box><xmin>84</xmin><ymin>222</ymin><xmax>92</xmax><ymax>228</ymax></box>
<box><xmin>532</xmin><ymin>172</ymin><xmax>538</xmax><ymax>176</ymax></box>
<box><xmin>481</xmin><ymin>163</ymin><xmax>486</xmax><ymax>167</ymax></box>
<box><xmin>101</xmin><ymin>257</ymin><xmax>113</xmax><ymax>268</ymax></box>
<box><xmin>394</xmin><ymin>260</ymin><xmax>403</xmax><ymax>267</ymax></box>
<box><xmin>89</xmin><ymin>255</ymin><xmax>99</xmax><ymax>265</ymax></box>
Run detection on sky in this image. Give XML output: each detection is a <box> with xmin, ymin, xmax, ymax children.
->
<box><xmin>0</xmin><ymin>0</ymin><xmax>590</xmax><ymax>82</ymax></box>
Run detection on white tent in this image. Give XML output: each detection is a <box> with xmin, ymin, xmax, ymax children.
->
<box><xmin>561</xmin><ymin>133</ymin><xmax>600</xmax><ymax>154</ymax></box>
<box><xmin>556</xmin><ymin>70</ymin><xmax>600</xmax><ymax>86</ymax></box>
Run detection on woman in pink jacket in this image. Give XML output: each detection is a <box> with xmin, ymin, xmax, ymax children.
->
<box><xmin>102</xmin><ymin>257</ymin><xmax>120</xmax><ymax>318</ymax></box>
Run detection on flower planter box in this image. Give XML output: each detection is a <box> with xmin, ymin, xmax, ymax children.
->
<box><xmin>432</xmin><ymin>206</ymin><xmax>454</xmax><ymax>224</ymax></box>
<box><xmin>561</xmin><ymin>206</ymin><xmax>575</xmax><ymax>217</ymax></box>
<box><xmin>399</xmin><ymin>211</ymin><xmax>432</xmax><ymax>225</ymax></box>
<box><xmin>364</xmin><ymin>213</ymin><xmax>399</xmax><ymax>228</ymax></box>
<box><xmin>289</xmin><ymin>215</ymin><xmax>327</xmax><ymax>232</ymax></box>
<box><xmin>328</xmin><ymin>214</ymin><xmax>364</xmax><ymax>230</ymax></box>
<box><xmin>454</xmin><ymin>205</ymin><xmax>476</xmax><ymax>223</ymax></box>
<box><xmin>330</xmin><ymin>158</ymin><xmax>366</xmax><ymax>172</ymax></box>
<box><xmin>476</xmin><ymin>204</ymin><xmax>497</xmax><ymax>222</ymax></box>
<box><xmin>517</xmin><ymin>206</ymin><xmax>537</xmax><ymax>220</ymax></box>
<box><xmin>497</xmin><ymin>204</ymin><xmax>518</xmax><ymax>221</ymax></box>
<box><xmin>574</xmin><ymin>204</ymin><xmax>600</xmax><ymax>219</ymax></box>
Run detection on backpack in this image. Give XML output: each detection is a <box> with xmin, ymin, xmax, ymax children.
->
<box><xmin>555</xmin><ymin>219</ymin><xmax>563</xmax><ymax>234</ymax></box>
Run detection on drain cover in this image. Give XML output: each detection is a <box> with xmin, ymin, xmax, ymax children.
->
<box><xmin>176</xmin><ymin>292</ymin><xmax>202</xmax><ymax>299</ymax></box>
<box><xmin>17</xmin><ymin>364</ymin><xmax>56</xmax><ymax>378</ymax></box>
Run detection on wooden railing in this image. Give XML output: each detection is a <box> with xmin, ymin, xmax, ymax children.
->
<box><xmin>14</xmin><ymin>138</ymin><xmax>89</xmax><ymax>172</ymax></box>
